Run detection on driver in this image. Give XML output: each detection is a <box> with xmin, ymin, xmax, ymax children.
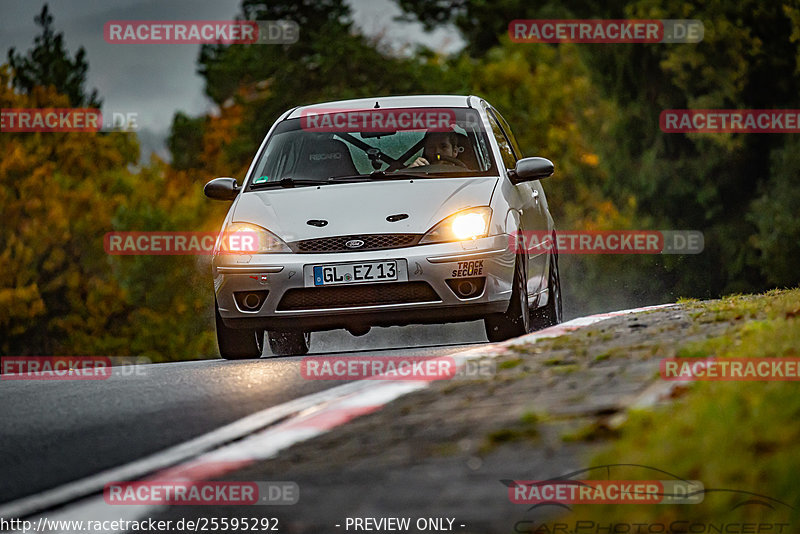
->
<box><xmin>409</xmin><ymin>131</ymin><xmax>462</xmax><ymax>168</ymax></box>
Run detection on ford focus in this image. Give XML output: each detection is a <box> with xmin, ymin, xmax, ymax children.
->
<box><xmin>205</xmin><ymin>95</ymin><xmax>562</xmax><ymax>358</ymax></box>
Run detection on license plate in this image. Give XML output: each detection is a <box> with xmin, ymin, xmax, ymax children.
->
<box><xmin>313</xmin><ymin>261</ymin><xmax>397</xmax><ymax>286</ymax></box>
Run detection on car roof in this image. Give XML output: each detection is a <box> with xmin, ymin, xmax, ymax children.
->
<box><xmin>285</xmin><ymin>95</ymin><xmax>480</xmax><ymax>119</ymax></box>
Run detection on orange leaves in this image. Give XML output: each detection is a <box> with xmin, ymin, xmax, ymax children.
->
<box><xmin>201</xmin><ymin>101</ymin><xmax>247</xmax><ymax>178</ymax></box>
<box><xmin>0</xmin><ymin>73</ymin><xmax>139</xmax><ymax>354</ymax></box>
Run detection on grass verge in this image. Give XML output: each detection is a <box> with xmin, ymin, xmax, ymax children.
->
<box><xmin>558</xmin><ymin>288</ymin><xmax>800</xmax><ymax>528</ymax></box>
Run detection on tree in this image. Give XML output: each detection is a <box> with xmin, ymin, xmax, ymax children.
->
<box><xmin>0</xmin><ymin>64</ymin><xmax>137</xmax><ymax>355</ymax></box>
<box><xmin>1</xmin><ymin>8</ymin><xmax>220</xmax><ymax>360</ymax></box>
<box><xmin>168</xmin><ymin>112</ymin><xmax>207</xmax><ymax>171</ymax></box>
<box><xmin>395</xmin><ymin>0</ymin><xmax>629</xmax><ymax>56</ymax></box>
<box><xmin>396</xmin><ymin>0</ymin><xmax>800</xmax><ymax>296</ymax></box>
<box><xmin>177</xmin><ymin>0</ymin><xmax>463</xmax><ymax>175</ymax></box>
<box><xmin>7</xmin><ymin>4</ymin><xmax>101</xmax><ymax>107</ymax></box>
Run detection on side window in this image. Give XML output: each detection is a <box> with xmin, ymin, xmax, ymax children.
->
<box><xmin>490</xmin><ymin>109</ymin><xmax>523</xmax><ymax>160</ymax></box>
<box><xmin>486</xmin><ymin>113</ymin><xmax>516</xmax><ymax>170</ymax></box>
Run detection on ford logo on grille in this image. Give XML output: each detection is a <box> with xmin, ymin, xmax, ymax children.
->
<box><xmin>345</xmin><ymin>239</ymin><xmax>365</xmax><ymax>249</ymax></box>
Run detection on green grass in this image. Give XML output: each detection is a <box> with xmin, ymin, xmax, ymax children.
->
<box><xmin>498</xmin><ymin>358</ymin><xmax>523</xmax><ymax>370</ymax></box>
<box><xmin>480</xmin><ymin>411</ymin><xmax>540</xmax><ymax>453</ymax></box>
<box><xmin>563</xmin><ymin>288</ymin><xmax>800</xmax><ymax>526</ymax></box>
<box><xmin>561</xmin><ymin>420</ymin><xmax>620</xmax><ymax>443</ymax></box>
<box><xmin>520</xmin><ymin>411</ymin><xmax>540</xmax><ymax>425</ymax></box>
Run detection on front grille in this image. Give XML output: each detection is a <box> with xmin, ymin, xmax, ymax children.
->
<box><xmin>291</xmin><ymin>234</ymin><xmax>421</xmax><ymax>253</ymax></box>
<box><xmin>277</xmin><ymin>282</ymin><xmax>440</xmax><ymax>311</ymax></box>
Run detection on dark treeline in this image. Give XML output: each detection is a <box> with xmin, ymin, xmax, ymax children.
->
<box><xmin>2</xmin><ymin>1</ymin><xmax>798</xmax><ymax>359</ymax></box>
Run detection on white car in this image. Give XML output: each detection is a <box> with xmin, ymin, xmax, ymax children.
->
<box><xmin>205</xmin><ymin>95</ymin><xmax>562</xmax><ymax>358</ymax></box>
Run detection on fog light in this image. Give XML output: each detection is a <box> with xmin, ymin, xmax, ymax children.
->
<box><xmin>457</xmin><ymin>280</ymin><xmax>475</xmax><ymax>296</ymax></box>
<box><xmin>243</xmin><ymin>293</ymin><xmax>261</xmax><ymax>309</ymax></box>
<box><xmin>445</xmin><ymin>277</ymin><xmax>486</xmax><ymax>299</ymax></box>
<box><xmin>233</xmin><ymin>290</ymin><xmax>269</xmax><ymax>312</ymax></box>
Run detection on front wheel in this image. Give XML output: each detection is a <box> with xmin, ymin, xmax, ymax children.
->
<box><xmin>530</xmin><ymin>249</ymin><xmax>563</xmax><ymax>330</ymax></box>
<box><xmin>267</xmin><ymin>331</ymin><xmax>311</xmax><ymax>356</ymax></box>
<box><xmin>215</xmin><ymin>301</ymin><xmax>264</xmax><ymax>360</ymax></box>
<box><xmin>484</xmin><ymin>258</ymin><xmax>531</xmax><ymax>342</ymax></box>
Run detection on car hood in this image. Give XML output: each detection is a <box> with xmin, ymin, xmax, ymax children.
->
<box><xmin>232</xmin><ymin>177</ymin><xmax>499</xmax><ymax>242</ymax></box>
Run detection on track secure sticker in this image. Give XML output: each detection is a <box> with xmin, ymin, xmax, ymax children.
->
<box><xmin>452</xmin><ymin>260</ymin><xmax>484</xmax><ymax>277</ymax></box>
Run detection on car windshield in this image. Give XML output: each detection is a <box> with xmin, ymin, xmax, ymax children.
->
<box><xmin>247</xmin><ymin>107</ymin><xmax>497</xmax><ymax>189</ymax></box>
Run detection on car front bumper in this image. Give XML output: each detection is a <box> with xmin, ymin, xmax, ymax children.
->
<box><xmin>213</xmin><ymin>235</ymin><xmax>516</xmax><ymax>332</ymax></box>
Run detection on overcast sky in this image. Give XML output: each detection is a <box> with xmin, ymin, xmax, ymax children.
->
<box><xmin>0</xmin><ymin>0</ymin><xmax>463</xmax><ymax>157</ymax></box>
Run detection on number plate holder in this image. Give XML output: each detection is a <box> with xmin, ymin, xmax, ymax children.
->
<box><xmin>304</xmin><ymin>260</ymin><xmax>408</xmax><ymax>287</ymax></box>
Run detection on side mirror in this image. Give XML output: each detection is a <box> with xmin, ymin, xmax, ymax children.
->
<box><xmin>204</xmin><ymin>177</ymin><xmax>240</xmax><ymax>201</ymax></box>
<box><xmin>508</xmin><ymin>157</ymin><xmax>554</xmax><ymax>184</ymax></box>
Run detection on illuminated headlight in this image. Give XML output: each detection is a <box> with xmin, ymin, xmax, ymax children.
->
<box><xmin>216</xmin><ymin>222</ymin><xmax>291</xmax><ymax>254</ymax></box>
<box><xmin>420</xmin><ymin>207</ymin><xmax>492</xmax><ymax>244</ymax></box>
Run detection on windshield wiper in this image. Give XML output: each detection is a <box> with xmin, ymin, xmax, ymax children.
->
<box><xmin>375</xmin><ymin>170</ymin><xmax>434</xmax><ymax>179</ymax></box>
<box><xmin>328</xmin><ymin>170</ymin><xmax>432</xmax><ymax>182</ymax></box>
<box><xmin>252</xmin><ymin>172</ymin><xmax>435</xmax><ymax>189</ymax></box>
<box><xmin>251</xmin><ymin>177</ymin><xmax>331</xmax><ymax>189</ymax></box>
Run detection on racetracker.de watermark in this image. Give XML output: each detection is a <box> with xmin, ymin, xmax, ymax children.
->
<box><xmin>507</xmin><ymin>479</ymin><xmax>704</xmax><ymax>504</ymax></box>
<box><xmin>661</xmin><ymin>109</ymin><xmax>800</xmax><ymax>133</ymax></box>
<box><xmin>0</xmin><ymin>356</ymin><xmax>150</xmax><ymax>380</ymax></box>
<box><xmin>299</xmin><ymin>108</ymin><xmax>460</xmax><ymax>133</ymax></box>
<box><xmin>661</xmin><ymin>357</ymin><xmax>800</xmax><ymax>381</ymax></box>
<box><xmin>0</xmin><ymin>109</ymin><xmax>139</xmax><ymax>132</ymax></box>
<box><xmin>302</xmin><ymin>356</ymin><xmax>455</xmax><ymax>380</ymax></box>
<box><xmin>104</xmin><ymin>20</ymin><xmax>298</xmax><ymax>44</ymax></box>
<box><xmin>1</xmin><ymin>108</ymin><xmax>100</xmax><ymax>132</ymax></box>
<box><xmin>510</xmin><ymin>230</ymin><xmax>704</xmax><ymax>254</ymax></box>
<box><xmin>104</xmin><ymin>231</ymin><xmax>260</xmax><ymax>255</ymax></box>
<box><xmin>104</xmin><ymin>481</ymin><xmax>298</xmax><ymax>505</ymax></box>
<box><xmin>509</xmin><ymin>19</ymin><xmax>704</xmax><ymax>43</ymax></box>
<box><xmin>300</xmin><ymin>356</ymin><xmax>496</xmax><ymax>381</ymax></box>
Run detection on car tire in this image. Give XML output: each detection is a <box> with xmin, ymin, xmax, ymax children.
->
<box><xmin>215</xmin><ymin>301</ymin><xmax>264</xmax><ymax>360</ymax></box>
<box><xmin>484</xmin><ymin>258</ymin><xmax>531</xmax><ymax>342</ymax></box>
<box><xmin>530</xmin><ymin>246</ymin><xmax>563</xmax><ymax>330</ymax></box>
<box><xmin>267</xmin><ymin>331</ymin><xmax>311</xmax><ymax>356</ymax></box>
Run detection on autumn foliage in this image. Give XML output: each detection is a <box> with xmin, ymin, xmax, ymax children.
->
<box><xmin>3</xmin><ymin>1</ymin><xmax>799</xmax><ymax>360</ymax></box>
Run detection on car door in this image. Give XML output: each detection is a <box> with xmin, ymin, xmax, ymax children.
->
<box><xmin>487</xmin><ymin>107</ymin><xmax>550</xmax><ymax>304</ymax></box>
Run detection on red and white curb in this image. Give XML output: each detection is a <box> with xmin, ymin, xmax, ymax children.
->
<box><xmin>3</xmin><ymin>303</ymin><xmax>676</xmax><ymax>532</ymax></box>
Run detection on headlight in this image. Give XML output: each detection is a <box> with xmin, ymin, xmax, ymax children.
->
<box><xmin>216</xmin><ymin>222</ymin><xmax>291</xmax><ymax>254</ymax></box>
<box><xmin>419</xmin><ymin>207</ymin><xmax>492</xmax><ymax>244</ymax></box>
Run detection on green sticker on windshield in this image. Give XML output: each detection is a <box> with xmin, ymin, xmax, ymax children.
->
<box><xmin>253</xmin><ymin>176</ymin><xmax>269</xmax><ymax>184</ymax></box>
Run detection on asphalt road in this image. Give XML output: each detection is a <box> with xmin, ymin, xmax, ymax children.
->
<box><xmin>150</xmin><ymin>307</ymin><xmax>693</xmax><ymax>534</ymax></box>
<box><xmin>0</xmin><ymin>326</ymin><xmax>487</xmax><ymax>506</ymax></box>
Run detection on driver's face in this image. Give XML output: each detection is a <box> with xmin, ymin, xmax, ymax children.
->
<box><xmin>423</xmin><ymin>134</ymin><xmax>457</xmax><ymax>161</ymax></box>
